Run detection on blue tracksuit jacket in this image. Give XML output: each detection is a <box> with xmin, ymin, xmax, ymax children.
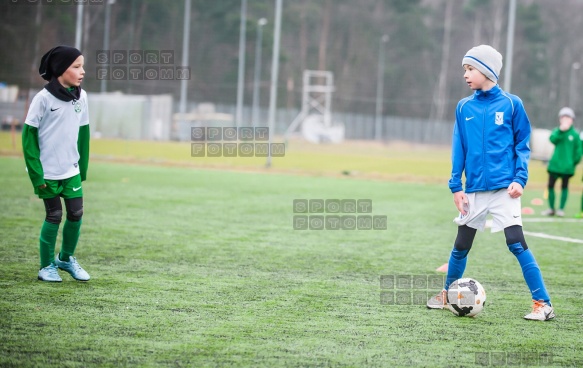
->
<box><xmin>448</xmin><ymin>85</ymin><xmax>531</xmax><ymax>194</ymax></box>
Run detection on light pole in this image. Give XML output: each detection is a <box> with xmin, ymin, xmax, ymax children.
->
<box><xmin>252</xmin><ymin>18</ymin><xmax>268</xmax><ymax>128</ymax></box>
<box><xmin>236</xmin><ymin>0</ymin><xmax>248</xmax><ymax>128</ymax></box>
<box><xmin>75</xmin><ymin>3</ymin><xmax>84</xmax><ymax>50</ymax></box>
<box><xmin>100</xmin><ymin>0</ymin><xmax>116</xmax><ymax>93</ymax></box>
<box><xmin>504</xmin><ymin>0</ymin><xmax>516</xmax><ymax>92</ymax></box>
<box><xmin>266</xmin><ymin>0</ymin><xmax>282</xmax><ymax>168</ymax></box>
<box><xmin>569</xmin><ymin>62</ymin><xmax>580</xmax><ymax>109</ymax></box>
<box><xmin>375</xmin><ymin>34</ymin><xmax>389</xmax><ymax>141</ymax></box>
<box><xmin>179</xmin><ymin>0</ymin><xmax>191</xmax><ymax>122</ymax></box>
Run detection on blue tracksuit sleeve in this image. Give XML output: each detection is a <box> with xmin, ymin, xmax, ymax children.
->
<box><xmin>512</xmin><ymin>99</ymin><xmax>531</xmax><ymax>188</ymax></box>
<box><xmin>449</xmin><ymin>109</ymin><xmax>465</xmax><ymax>193</ymax></box>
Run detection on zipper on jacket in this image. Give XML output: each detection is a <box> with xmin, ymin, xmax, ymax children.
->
<box><xmin>482</xmin><ymin>100</ymin><xmax>488</xmax><ymax>190</ymax></box>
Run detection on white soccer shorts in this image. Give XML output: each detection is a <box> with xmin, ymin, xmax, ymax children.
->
<box><xmin>453</xmin><ymin>189</ymin><xmax>522</xmax><ymax>232</ymax></box>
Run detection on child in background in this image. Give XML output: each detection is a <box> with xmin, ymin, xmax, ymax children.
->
<box><xmin>541</xmin><ymin>107</ymin><xmax>581</xmax><ymax>217</ymax></box>
<box><xmin>573</xmin><ymin>129</ymin><xmax>583</xmax><ymax>218</ymax></box>
<box><xmin>22</xmin><ymin>45</ymin><xmax>91</xmax><ymax>282</ymax></box>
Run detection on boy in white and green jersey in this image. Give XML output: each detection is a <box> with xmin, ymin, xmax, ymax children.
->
<box><xmin>23</xmin><ymin>45</ymin><xmax>91</xmax><ymax>282</ymax></box>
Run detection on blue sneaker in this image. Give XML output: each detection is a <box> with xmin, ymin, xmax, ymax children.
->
<box><xmin>55</xmin><ymin>255</ymin><xmax>90</xmax><ymax>281</ymax></box>
<box><xmin>38</xmin><ymin>263</ymin><xmax>62</xmax><ymax>282</ymax></box>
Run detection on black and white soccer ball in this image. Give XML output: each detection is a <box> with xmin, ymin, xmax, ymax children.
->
<box><xmin>447</xmin><ymin>278</ymin><xmax>486</xmax><ymax>317</ymax></box>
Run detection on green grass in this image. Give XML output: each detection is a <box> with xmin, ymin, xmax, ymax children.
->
<box><xmin>1</xmin><ymin>154</ymin><xmax>582</xmax><ymax>367</ymax></box>
<box><xmin>0</xmin><ymin>133</ymin><xmax>583</xmax><ymax>367</ymax></box>
<box><xmin>1</xmin><ymin>131</ymin><xmax>556</xmax><ymax>185</ymax></box>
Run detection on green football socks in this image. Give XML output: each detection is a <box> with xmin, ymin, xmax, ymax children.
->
<box><xmin>559</xmin><ymin>189</ymin><xmax>568</xmax><ymax>210</ymax></box>
<box><xmin>547</xmin><ymin>188</ymin><xmax>555</xmax><ymax>210</ymax></box>
<box><xmin>39</xmin><ymin>221</ymin><xmax>59</xmax><ymax>268</ymax></box>
<box><xmin>60</xmin><ymin>219</ymin><xmax>82</xmax><ymax>262</ymax></box>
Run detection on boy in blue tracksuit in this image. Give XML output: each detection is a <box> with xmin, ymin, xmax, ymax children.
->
<box><xmin>427</xmin><ymin>45</ymin><xmax>554</xmax><ymax>321</ymax></box>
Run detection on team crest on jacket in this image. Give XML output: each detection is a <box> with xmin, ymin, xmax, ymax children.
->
<box><xmin>495</xmin><ymin>112</ymin><xmax>504</xmax><ymax>125</ymax></box>
<box><xmin>73</xmin><ymin>100</ymin><xmax>82</xmax><ymax>113</ymax></box>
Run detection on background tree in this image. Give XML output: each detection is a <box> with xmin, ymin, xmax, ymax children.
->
<box><xmin>0</xmin><ymin>0</ymin><xmax>582</xmax><ymax>127</ymax></box>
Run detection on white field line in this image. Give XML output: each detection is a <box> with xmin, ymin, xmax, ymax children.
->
<box><xmin>522</xmin><ymin>218</ymin><xmax>583</xmax><ymax>223</ymax></box>
<box><xmin>524</xmin><ymin>218</ymin><xmax>583</xmax><ymax>244</ymax></box>
<box><xmin>522</xmin><ymin>231</ymin><xmax>583</xmax><ymax>244</ymax></box>
<box><xmin>484</xmin><ymin>218</ymin><xmax>583</xmax><ymax>244</ymax></box>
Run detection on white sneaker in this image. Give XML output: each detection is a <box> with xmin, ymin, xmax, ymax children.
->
<box><xmin>38</xmin><ymin>263</ymin><xmax>62</xmax><ymax>282</ymax></box>
<box><xmin>55</xmin><ymin>255</ymin><xmax>90</xmax><ymax>281</ymax></box>
<box><xmin>426</xmin><ymin>289</ymin><xmax>447</xmax><ymax>309</ymax></box>
<box><xmin>541</xmin><ymin>209</ymin><xmax>555</xmax><ymax>216</ymax></box>
<box><xmin>523</xmin><ymin>300</ymin><xmax>555</xmax><ymax>321</ymax></box>
<box><xmin>555</xmin><ymin>209</ymin><xmax>565</xmax><ymax>217</ymax></box>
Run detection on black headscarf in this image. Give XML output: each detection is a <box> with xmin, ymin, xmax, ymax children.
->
<box><xmin>39</xmin><ymin>45</ymin><xmax>82</xmax><ymax>102</ymax></box>
<box><xmin>39</xmin><ymin>45</ymin><xmax>82</xmax><ymax>81</ymax></box>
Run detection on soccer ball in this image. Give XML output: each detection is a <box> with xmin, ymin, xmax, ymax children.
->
<box><xmin>447</xmin><ymin>278</ymin><xmax>486</xmax><ymax>317</ymax></box>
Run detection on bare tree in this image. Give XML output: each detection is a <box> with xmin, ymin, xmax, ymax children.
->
<box><xmin>430</xmin><ymin>0</ymin><xmax>454</xmax><ymax>121</ymax></box>
<box><xmin>299</xmin><ymin>0</ymin><xmax>308</xmax><ymax>73</ymax></box>
<box><xmin>491</xmin><ymin>0</ymin><xmax>504</xmax><ymax>49</ymax></box>
<box><xmin>318</xmin><ymin>0</ymin><xmax>332</xmax><ymax>72</ymax></box>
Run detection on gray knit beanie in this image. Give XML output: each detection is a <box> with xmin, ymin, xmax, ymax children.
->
<box><xmin>462</xmin><ymin>45</ymin><xmax>503</xmax><ymax>82</ymax></box>
<box><xmin>558</xmin><ymin>107</ymin><xmax>575</xmax><ymax>119</ymax></box>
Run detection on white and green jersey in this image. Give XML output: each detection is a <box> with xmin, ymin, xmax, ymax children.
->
<box><xmin>24</xmin><ymin>89</ymin><xmax>89</xmax><ymax>180</ymax></box>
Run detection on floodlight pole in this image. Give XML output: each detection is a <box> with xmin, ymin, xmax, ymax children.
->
<box><xmin>179</xmin><ymin>0</ymin><xmax>191</xmax><ymax>119</ymax></box>
<box><xmin>375</xmin><ymin>35</ymin><xmax>389</xmax><ymax>141</ymax></box>
<box><xmin>236</xmin><ymin>0</ymin><xmax>248</xmax><ymax>128</ymax></box>
<box><xmin>266</xmin><ymin>0</ymin><xmax>282</xmax><ymax>168</ymax></box>
<box><xmin>252</xmin><ymin>18</ymin><xmax>268</xmax><ymax>128</ymax></box>
<box><xmin>569</xmin><ymin>62</ymin><xmax>581</xmax><ymax>109</ymax></box>
<box><xmin>100</xmin><ymin>0</ymin><xmax>115</xmax><ymax>93</ymax></box>
<box><xmin>504</xmin><ymin>0</ymin><xmax>516</xmax><ymax>92</ymax></box>
<box><xmin>75</xmin><ymin>3</ymin><xmax>84</xmax><ymax>50</ymax></box>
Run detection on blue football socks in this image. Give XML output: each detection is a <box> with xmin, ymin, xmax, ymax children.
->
<box><xmin>444</xmin><ymin>248</ymin><xmax>469</xmax><ymax>290</ymax></box>
<box><xmin>443</xmin><ymin>240</ymin><xmax>551</xmax><ymax>305</ymax></box>
<box><xmin>507</xmin><ymin>242</ymin><xmax>551</xmax><ymax>304</ymax></box>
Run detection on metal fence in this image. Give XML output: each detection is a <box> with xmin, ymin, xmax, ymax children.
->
<box><xmin>2</xmin><ymin>98</ymin><xmax>454</xmax><ymax>145</ymax></box>
<box><xmin>213</xmin><ymin>103</ymin><xmax>454</xmax><ymax>145</ymax></box>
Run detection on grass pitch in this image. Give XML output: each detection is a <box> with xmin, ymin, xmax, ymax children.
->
<box><xmin>1</xmin><ymin>134</ymin><xmax>582</xmax><ymax>367</ymax></box>
<box><xmin>2</xmin><ymin>131</ymin><xmax>552</xmax><ymax>184</ymax></box>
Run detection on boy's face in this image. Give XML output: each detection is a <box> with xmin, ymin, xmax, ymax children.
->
<box><xmin>559</xmin><ymin>115</ymin><xmax>573</xmax><ymax>129</ymax></box>
<box><xmin>58</xmin><ymin>55</ymin><xmax>85</xmax><ymax>88</ymax></box>
<box><xmin>463</xmin><ymin>64</ymin><xmax>489</xmax><ymax>90</ymax></box>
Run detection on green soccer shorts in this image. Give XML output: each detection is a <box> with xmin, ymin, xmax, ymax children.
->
<box><xmin>34</xmin><ymin>174</ymin><xmax>83</xmax><ymax>199</ymax></box>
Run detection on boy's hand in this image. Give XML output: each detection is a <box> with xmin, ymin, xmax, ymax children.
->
<box><xmin>39</xmin><ymin>184</ymin><xmax>47</xmax><ymax>189</ymax></box>
<box><xmin>507</xmin><ymin>182</ymin><xmax>523</xmax><ymax>198</ymax></box>
<box><xmin>453</xmin><ymin>191</ymin><xmax>469</xmax><ymax>215</ymax></box>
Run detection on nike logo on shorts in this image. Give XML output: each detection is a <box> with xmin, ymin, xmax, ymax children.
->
<box><xmin>465</xmin><ymin>117</ymin><xmax>474</xmax><ymax>121</ymax></box>
<box><xmin>72</xmin><ymin>187</ymin><xmax>81</xmax><ymax>191</ymax></box>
